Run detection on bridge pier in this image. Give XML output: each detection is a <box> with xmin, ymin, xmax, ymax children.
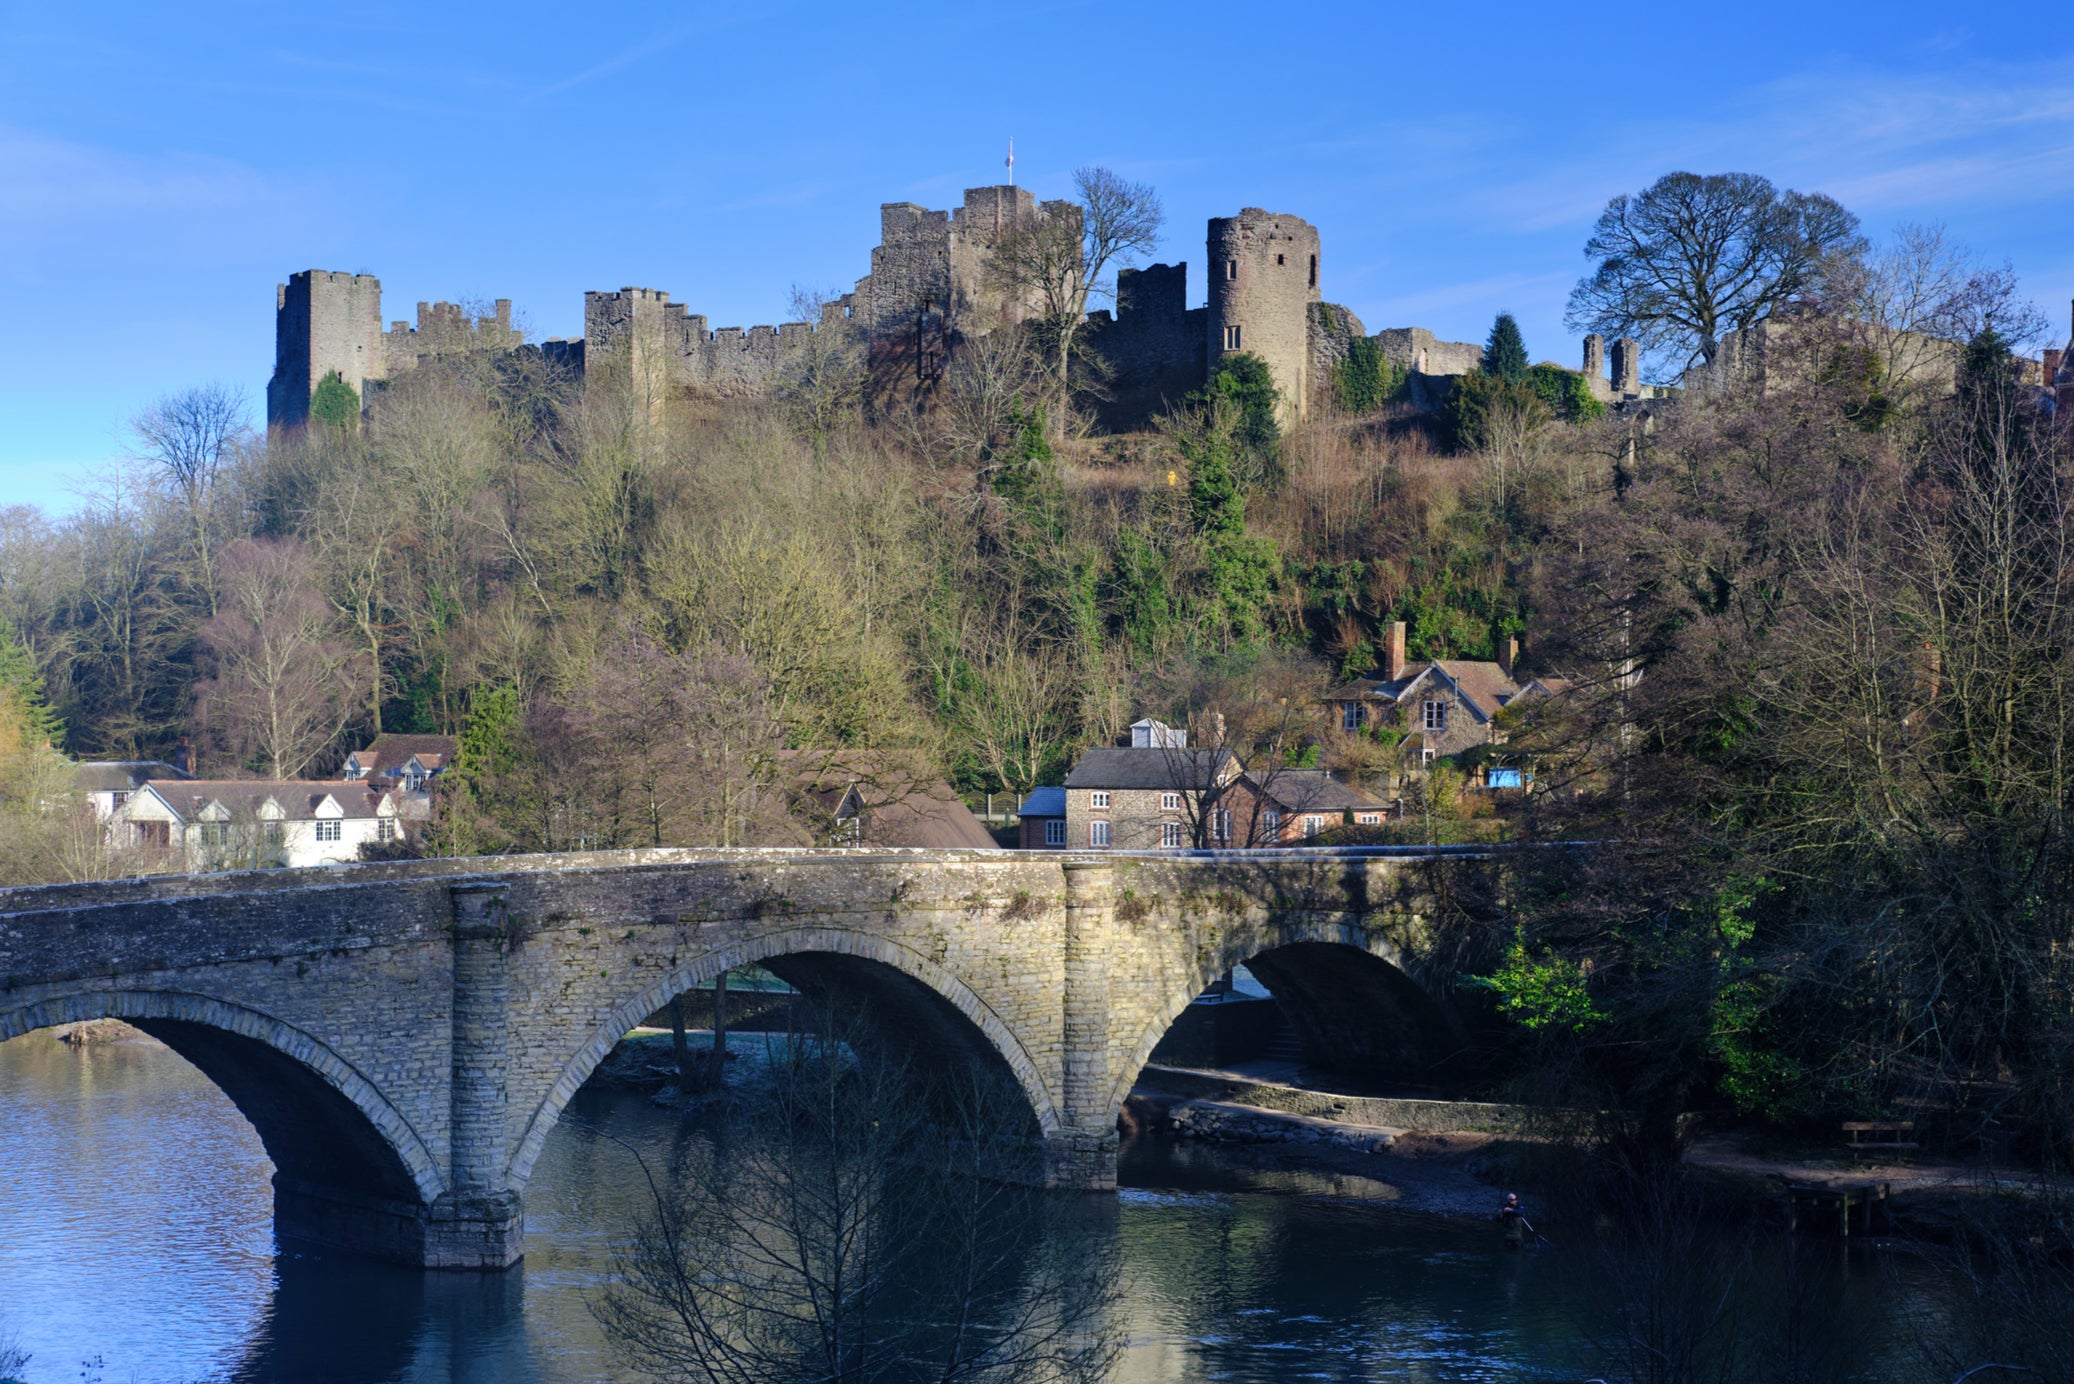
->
<box><xmin>1049</xmin><ymin>861</ymin><xmax>1120</xmax><ymax>1190</ymax></box>
<box><xmin>275</xmin><ymin>1180</ymin><xmax>523</xmax><ymax>1269</ymax></box>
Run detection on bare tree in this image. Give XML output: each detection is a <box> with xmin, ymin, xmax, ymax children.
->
<box><xmin>952</xmin><ymin>616</ymin><xmax>1077</xmax><ymax>800</ymax></box>
<box><xmin>988</xmin><ymin>167</ymin><xmax>1163</xmax><ymax>419</ymax></box>
<box><xmin>1566</xmin><ymin>171</ymin><xmax>1864</xmax><ymax>374</ymax></box>
<box><xmin>196</xmin><ymin>538</ymin><xmax>356</xmax><ymax>778</ymax></box>
<box><xmin>130</xmin><ymin>384</ymin><xmax>250</xmax><ymax>615</ymax></box>
<box><xmin>778</xmin><ymin>286</ymin><xmax>868</xmax><ymax>448</ymax></box>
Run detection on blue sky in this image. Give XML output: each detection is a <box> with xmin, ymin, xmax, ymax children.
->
<box><xmin>3</xmin><ymin>2</ymin><xmax>2072</xmax><ymax>513</ymax></box>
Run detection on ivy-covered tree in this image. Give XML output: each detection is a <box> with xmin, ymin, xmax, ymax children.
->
<box><xmin>309</xmin><ymin>371</ymin><xmax>360</xmax><ymax>430</ymax></box>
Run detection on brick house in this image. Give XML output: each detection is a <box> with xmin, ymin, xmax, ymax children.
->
<box><xmin>1017</xmin><ymin>786</ymin><xmax>1067</xmax><ymax>848</ymax></box>
<box><xmin>118</xmin><ymin>779</ymin><xmax>407</xmax><ymax>870</ymax></box>
<box><xmin>1226</xmin><ymin>768</ymin><xmax>1391</xmax><ymax>843</ymax></box>
<box><xmin>1061</xmin><ymin>721</ymin><xmax>1244</xmax><ymax>850</ymax></box>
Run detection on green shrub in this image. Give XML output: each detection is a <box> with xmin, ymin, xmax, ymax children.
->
<box><xmin>1332</xmin><ymin>336</ymin><xmax>1408</xmax><ymax>415</ymax></box>
<box><xmin>309</xmin><ymin>370</ymin><xmax>360</xmax><ymax>429</ymax></box>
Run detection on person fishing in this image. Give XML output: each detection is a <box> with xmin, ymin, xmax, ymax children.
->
<box><xmin>1498</xmin><ymin>1191</ymin><xmax>1527</xmax><ymax>1249</ymax></box>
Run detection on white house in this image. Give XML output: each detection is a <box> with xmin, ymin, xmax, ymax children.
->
<box><xmin>72</xmin><ymin>760</ymin><xmax>192</xmax><ymax>824</ymax></box>
<box><xmin>119</xmin><ymin>779</ymin><xmax>406</xmax><ymax>871</ymax></box>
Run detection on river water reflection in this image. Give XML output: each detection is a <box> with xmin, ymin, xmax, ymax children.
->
<box><xmin>0</xmin><ymin>1030</ymin><xmax>1924</xmax><ymax>1382</ymax></box>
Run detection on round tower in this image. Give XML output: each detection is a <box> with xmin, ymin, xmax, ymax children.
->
<box><xmin>1205</xmin><ymin>209</ymin><xmax>1321</xmax><ymax>423</ymax></box>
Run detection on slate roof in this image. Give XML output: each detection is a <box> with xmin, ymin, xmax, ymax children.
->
<box><xmin>1425</xmin><ymin>660</ymin><xmax>1521</xmax><ymax>720</ymax></box>
<box><xmin>1018</xmin><ymin>786</ymin><xmax>1067</xmax><ymax>818</ymax></box>
<box><xmin>1063</xmin><ymin>747</ymin><xmax>1240</xmax><ymax>791</ymax></box>
<box><xmin>143</xmin><ymin>780</ymin><xmax>395</xmax><ymax>822</ymax></box>
<box><xmin>1247</xmin><ymin>769</ymin><xmax>1387</xmax><ymax>813</ymax></box>
<box><xmin>72</xmin><ymin>760</ymin><xmax>191</xmax><ymax>792</ymax></box>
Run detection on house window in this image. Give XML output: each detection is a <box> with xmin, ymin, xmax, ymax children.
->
<box><xmin>1341</xmin><ymin>704</ymin><xmax>1362</xmax><ymax>731</ymax></box>
<box><xmin>1225</xmin><ymin>259</ymin><xmax>1237</xmax><ymax>281</ymax></box>
<box><xmin>1421</xmin><ymin>748</ymin><xmax>1437</xmax><ymax>765</ymax></box>
<box><xmin>1090</xmin><ymin>820</ymin><xmax>1111</xmax><ymax>848</ymax></box>
<box><xmin>1357</xmin><ymin>813</ymin><xmax>1380</xmax><ymax>825</ymax></box>
<box><xmin>1423</xmin><ymin>700</ymin><xmax>1449</xmax><ymax>732</ymax></box>
<box><xmin>1214</xmin><ymin>808</ymin><xmax>1233</xmax><ymax>841</ymax></box>
<box><xmin>377</xmin><ymin>819</ymin><xmax>397</xmax><ymax>842</ymax></box>
<box><xmin>135</xmin><ymin>821</ymin><xmax>169</xmax><ymax>849</ymax></box>
<box><xmin>109</xmin><ymin>790</ymin><xmax>130</xmax><ymax>810</ymax></box>
<box><xmin>1223</xmin><ymin>324</ymin><xmax>1242</xmax><ymax>350</ymax></box>
<box><xmin>315</xmin><ymin>820</ymin><xmax>342</xmax><ymax>843</ymax></box>
<box><xmin>1043</xmin><ymin>818</ymin><xmax>1065</xmax><ymax>847</ymax></box>
<box><xmin>263</xmin><ymin>823</ymin><xmax>284</xmax><ymax>848</ymax></box>
<box><xmin>1161</xmin><ymin>822</ymin><xmax>1186</xmax><ymax>848</ymax></box>
<box><xmin>1303</xmin><ymin>815</ymin><xmax>1324</xmax><ymax>838</ymax></box>
<box><xmin>1262</xmin><ymin>809</ymin><xmax>1281</xmax><ymax>835</ymax></box>
<box><xmin>1089</xmin><ymin>791</ymin><xmax>1111</xmax><ymax>810</ymax></box>
<box><xmin>1161</xmin><ymin>792</ymin><xmax>1181</xmax><ymax>811</ymax></box>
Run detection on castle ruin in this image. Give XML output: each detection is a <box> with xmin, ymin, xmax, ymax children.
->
<box><xmin>267</xmin><ymin>184</ymin><xmax>1654</xmax><ymax>432</ymax></box>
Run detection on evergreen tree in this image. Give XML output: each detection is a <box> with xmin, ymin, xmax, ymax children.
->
<box><xmin>1484</xmin><ymin>312</ymin><xmax>1530</xmax><ymax>382</ymax></box>
<box><xmin>0</xmin><ymin>622</ymin><xmax>61</xmax><ymax>749</ymax></box>
<box><xmin>309</xmin><ymin>371</ymin><xmax>360</xmax><ymax>430</ymax></box>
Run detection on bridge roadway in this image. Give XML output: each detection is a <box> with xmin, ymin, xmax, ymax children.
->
<box><xmin>0</xmin><ymin>845</ymin><xmax>1483</xmax><ymax>1269</ymax></box>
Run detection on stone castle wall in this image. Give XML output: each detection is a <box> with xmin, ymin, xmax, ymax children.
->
<box><xmin>268</xmin><ymin>183</ymin><xmax>1650</xmax><ymax>432</ymax></box>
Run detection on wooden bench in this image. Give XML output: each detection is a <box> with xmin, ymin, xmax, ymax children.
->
<box><xmin>1842</xmin><ymin>1120</ymin><xmax>1917</xmax><ymax>1151</ymax></box>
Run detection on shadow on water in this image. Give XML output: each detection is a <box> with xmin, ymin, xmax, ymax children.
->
<box><xmin>0</xmin><ymin>1028</ymin><xmax>1965</xmax><ymax>1384</ymax></box>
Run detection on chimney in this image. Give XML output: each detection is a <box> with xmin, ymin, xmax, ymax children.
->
<box><xmin>2046</xmin><ymin>348</ymin><xmax>2063</xmax><ymax>387</ymax></box>
<box><xmin>1384</xmin><ymin>620</ymin><xmax>1408</xmax><ymax>681</ymax></box>
<box><xmin>1498</xmin><ymin>634</ymin><xmax>1518</xmax><ymax>679</ymax></box>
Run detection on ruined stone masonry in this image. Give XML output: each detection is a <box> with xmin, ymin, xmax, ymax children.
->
<box><xmin>0</xmin><ymin>845</ymin><xmax>1481</xmax><ymax>1269</ymax></box>
<box><xmin>265</xmin><ymin>181</ymin><xmax>1618</xmax><ymax>432</ymax></box>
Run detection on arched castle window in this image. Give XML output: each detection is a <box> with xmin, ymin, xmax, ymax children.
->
<box><xmin>1223</xmin><ymin>325</ymin><xmax>1242</xmax><ymax>350</ymax></box>
<box><xmin>1309</xmin><ymin>254</ymin><xmax>1318</xmax><ymax>288</ymax></box>
<box><xmin>1225</xmin><ymin>260</ymin><xmax>1237</xmax><ymax>281</ymax></box>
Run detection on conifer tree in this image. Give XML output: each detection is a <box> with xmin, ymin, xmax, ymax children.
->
<box><xmin>1484</xmin><ymin>312</ymin><xmax>1530</xmax><ymax>382</ymax></box>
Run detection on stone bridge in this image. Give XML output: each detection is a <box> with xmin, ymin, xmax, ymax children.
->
<box><xmin>0</xmin><ymin>846</ymin><xmax>1493</xmax><ymax>1269</ymax></box>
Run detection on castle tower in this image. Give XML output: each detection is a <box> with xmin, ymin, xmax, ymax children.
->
<box><xmin>1206</xmin><ymin>209</ymin><xmax>1321</xmax><ymax>423</ymax></box>
<box><xmin>267</xmin><ymin>270</ymin><xmax>385</xmax><ymax>429</ymax></box>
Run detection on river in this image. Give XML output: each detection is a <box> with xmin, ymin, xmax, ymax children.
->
<box><xmin>0</xmin><ymin>1028</ymin><xmax>1933</xmax><ymax>1383</ymax></box>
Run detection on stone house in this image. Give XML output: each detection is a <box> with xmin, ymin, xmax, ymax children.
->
<box><xmin>1326</xmin><ymin>621</ymin><xmax>1563</xmax><ymax>785</ymax></box>
<box><xmin>118</xmin><ymin>779</ymin><xmax>406</xmax><ymax>871</ymax></box>
<box><xmin>1061</xmin><ymin>721</ymin><xmax>1244</xmax><ymax>850</ymax></box>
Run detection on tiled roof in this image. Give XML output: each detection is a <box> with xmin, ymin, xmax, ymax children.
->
<box><xmin>777</xmin><ymin>750</ymin><xmax>998</xmax><ymax>849</ymax></box>
<box><xmin>349</xmin><ymin>734</ymin><xmax>459</xmax><ymax>774</ymax></box>
<box><xmin>1063</xmin><ymin>747</ymin><xmax>1240</xmax><ymax>791</ymax></box>
<box><xmin>1427</xmin><ymin>660</ymin><xmax>1521</xmax><ymax>720</ymax></box>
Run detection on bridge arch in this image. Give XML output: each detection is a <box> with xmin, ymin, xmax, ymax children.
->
<box><xmin>0</xmin><ymin>990</ymin><xmax>445</xmax><ymax>1212</ymax></box>
<box><xmin>509</xmin><ymin>926</ymin><xmax>1062</xmax><ymax>1189</ymax></box>
<box><xmin>1108</xmin><ymin>920</ymin><xmax>1467</xmax><ymax>1121</ymax></box>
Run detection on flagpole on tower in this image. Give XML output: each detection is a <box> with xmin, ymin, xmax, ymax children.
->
<box><xmin>1006</xmin><ymin>137</ymin><xmax>1015</xmax><ymax>186</ymax></box>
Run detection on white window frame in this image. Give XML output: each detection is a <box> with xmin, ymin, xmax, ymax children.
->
<box><xmin>1089</xmin><ymin>820</ymin><xmax>1111</xmax><ymax>848</ymax></box>
<box><xmin>1160</xmin><ymin>791</ymin><xmax>1181</xmax><ymax>811</ymax></box>
<box><xmin>376</xmin><ymin>819</ymin><xmax>397</xmax><ymax>842</ymax></box>
<box><xmin>1089</xmin><ymin>791</ymin><xmax>1111</xmax><ymax>810</ymax></box>
<box><xmin>1303</xmin><ymin>815</ymin><xmax>1324</xmax><ymax>839</ymax></box>
<box><xmin>1214</xmin><ymin>808</ymin><xmax>1233</xmax><ymax>842</ymax></box>
<box><xmin>315</xmin><ymin>819</ymin><xmax>342</xmax><ymax>843</ymax></box>
<box><xmin>1342</xmin><ymin>704</ymin><xmax>1361</xmax><ymax>731</ymax></box>
<box><xmin>1262</xmin><ymin>809</ymin><xmax>1281</xmax><ymax>836</ymax></box>
<box><xmin>1043</xmin><ymin>818</ymin><xmax>1065</xmax><ymax>846</ymax></box>
<box><xmin>1423</xmin><ymin>699</ymin><xmax>1448</xmax><ymax>732</ymax></box>
<box><xmin>1161</xmin><ymin>822</ymin><xmax>1186</xmax><ymax>848</ymax></box>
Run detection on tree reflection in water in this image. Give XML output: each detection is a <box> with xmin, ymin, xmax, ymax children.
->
<box><xmin>588</xmin><ymin>1010</ymin><xmax>1122</xmax><ymax>1384</ymax></box>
